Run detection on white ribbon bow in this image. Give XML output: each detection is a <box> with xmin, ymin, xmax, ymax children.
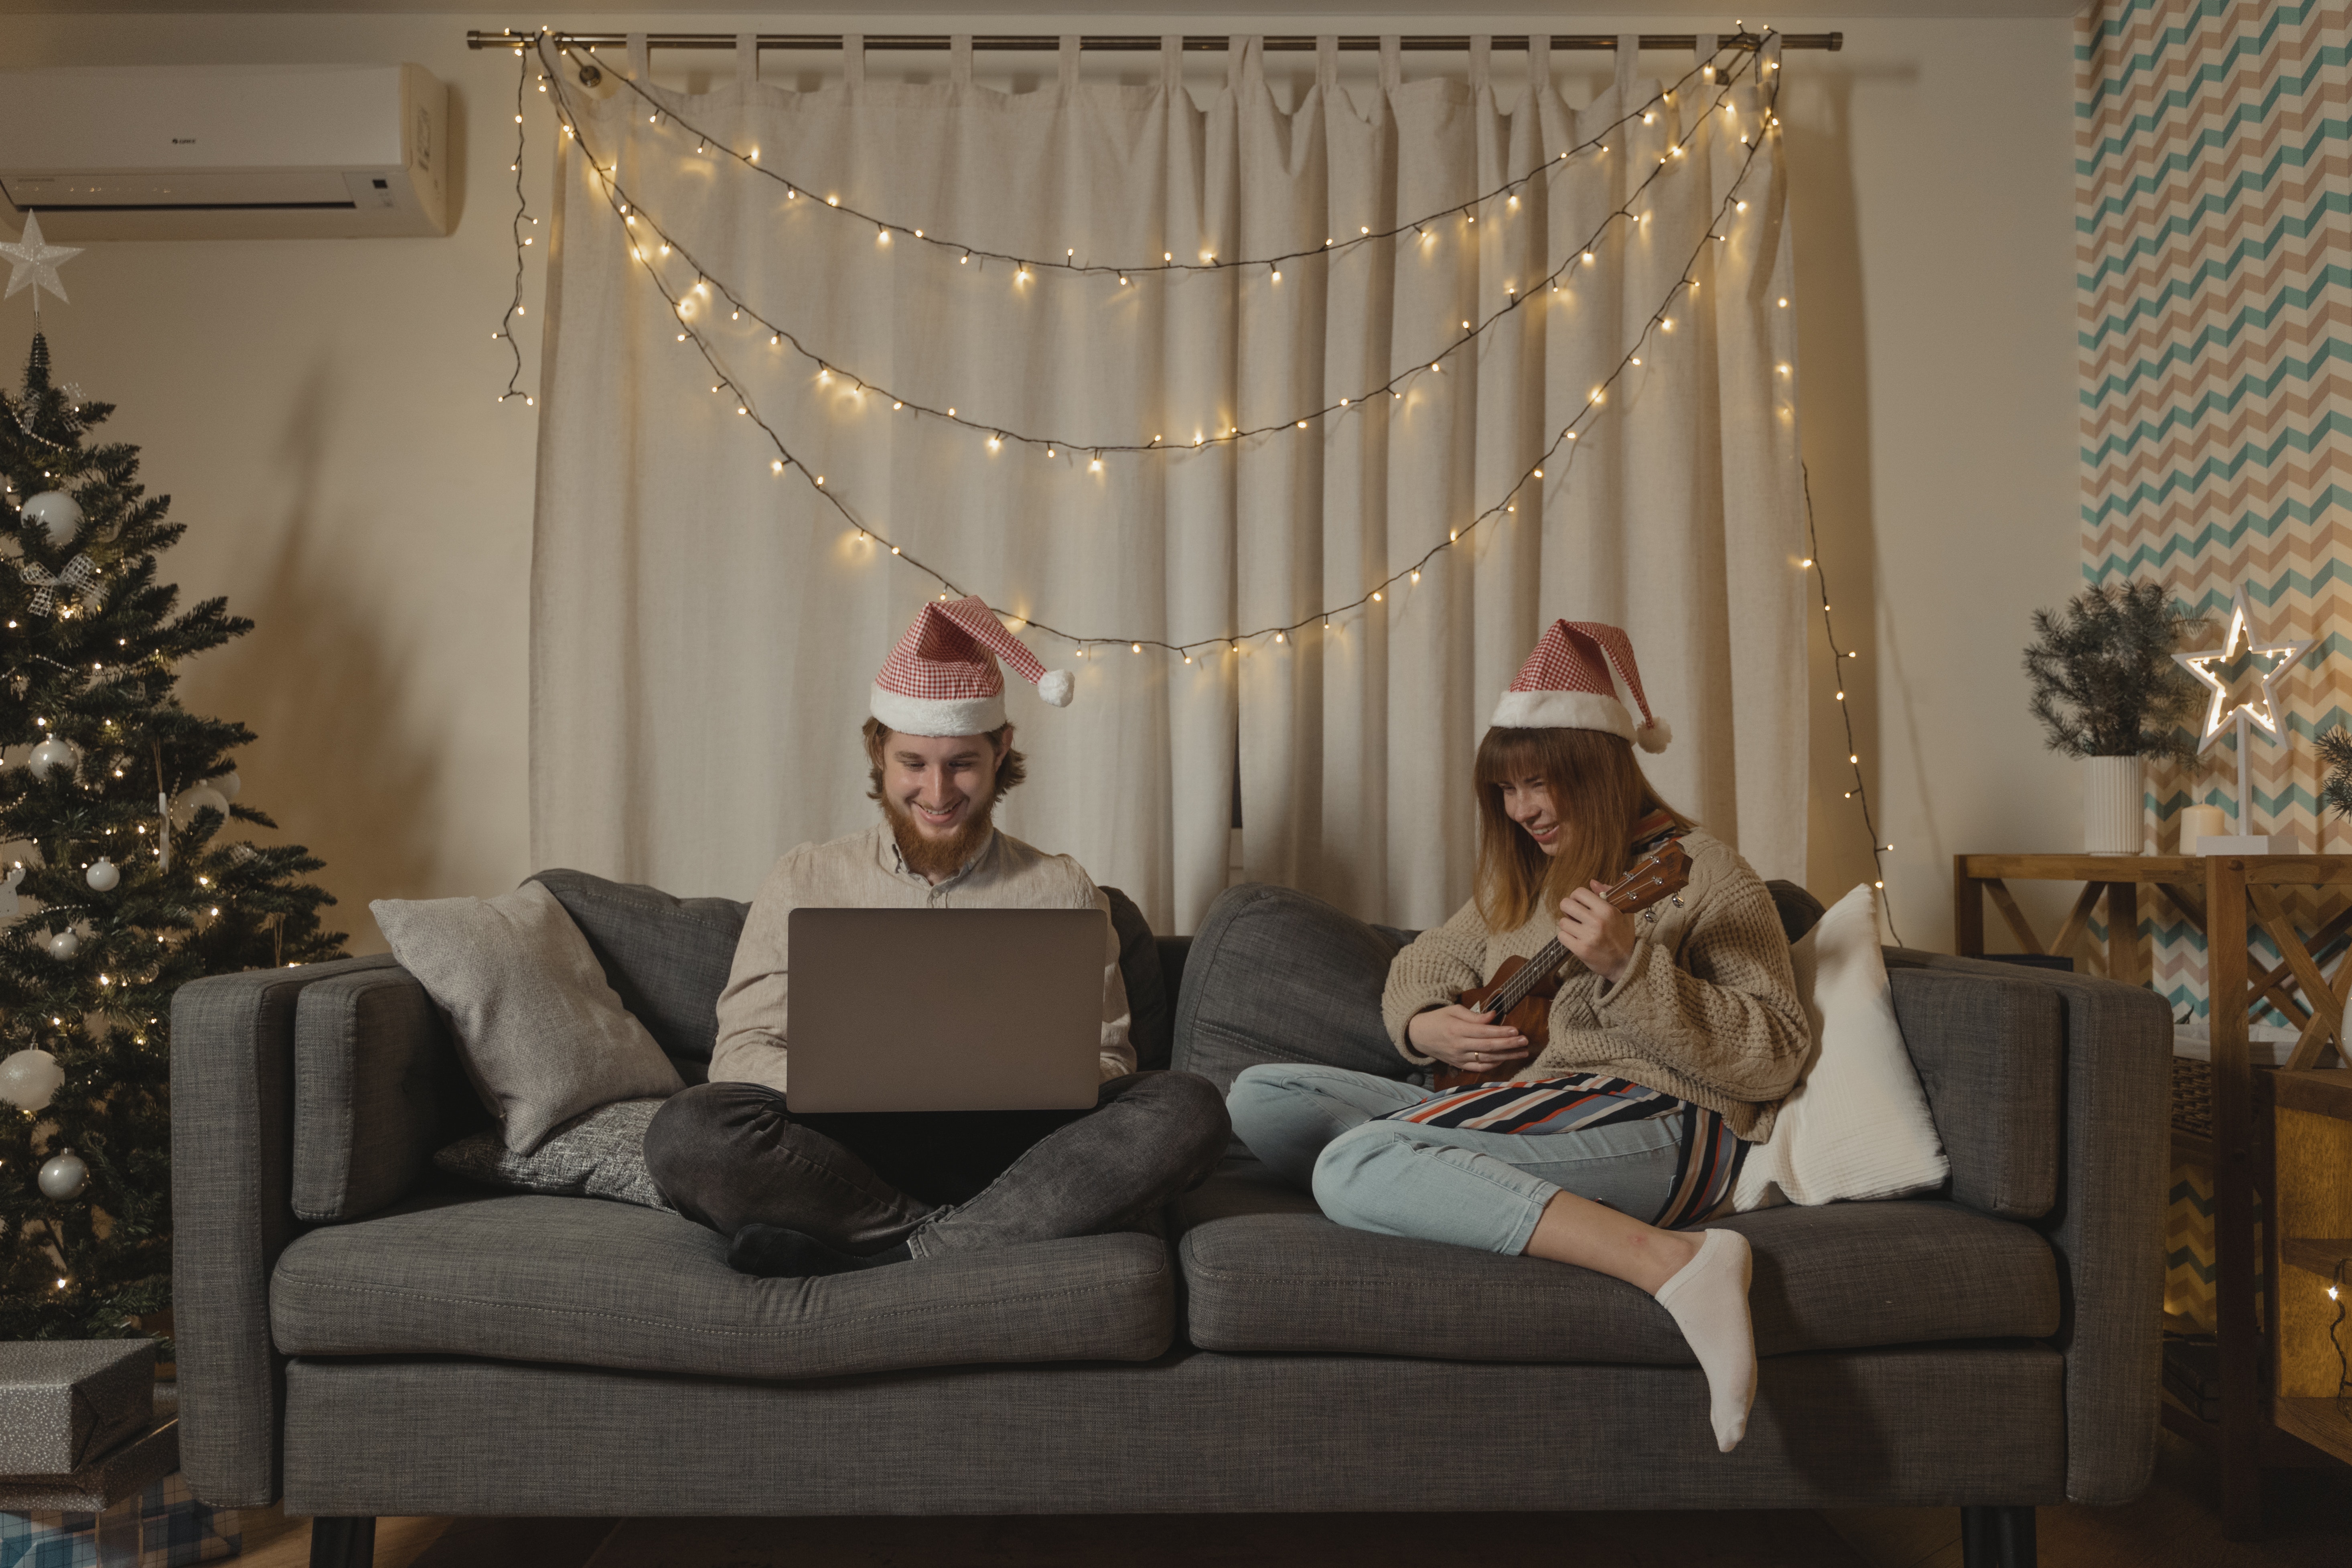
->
<box><xmin>19</xmin><ymin>554</ymin><xmax>103</xmax><ymax>616</ymax></box>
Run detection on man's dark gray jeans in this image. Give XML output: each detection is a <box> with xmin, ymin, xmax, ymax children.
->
<box><xmin>644</xmin><ymin>1071</ymin><xmax>1231</xmax><ymax>1259</ymax></box>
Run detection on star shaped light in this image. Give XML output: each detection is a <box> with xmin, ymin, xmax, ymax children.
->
<box><xmin>0</xmin><ymin>213</ymin><xmax>81</xmax><ymax>314</ymax></box>
<box><xmin>2173</xmin><ymin>584</ymin><xmax>2314</xmax><ymax>749</ymax></box>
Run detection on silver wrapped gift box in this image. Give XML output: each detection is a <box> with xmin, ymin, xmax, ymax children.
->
<box><xmin>0</xmin><ymin>1340</ymin><xmax>154</xmax><ymax>1478</ymax></box>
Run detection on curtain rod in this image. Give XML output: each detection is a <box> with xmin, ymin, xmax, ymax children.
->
<box><xmin>466</xmin><ymin>29</ymin><xmax>1842</xmax><ymax>55</ymax></box>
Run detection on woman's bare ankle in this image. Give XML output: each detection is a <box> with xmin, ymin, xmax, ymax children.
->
<box><xmin>1627</xmin><ymin>1225</ymin><xmax>1705</xmax><ymax>1294</ymax></box>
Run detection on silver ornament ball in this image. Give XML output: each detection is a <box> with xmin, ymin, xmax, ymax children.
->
<box><xmin>0</xmin><ymin>1047</ymin><xmax>63</xmax><ymax>1112</ymax></box>
<box><xmin>45</xmin><ymin>928</ymin><xmax>79</xmax><ymax>960</ymax></box>
<box><xmin>85</xmin><ymin>857</ymin><xmax>118</xmax><ymax>892</ymax></box>
<box><xmin>26</xmin><ymin>736</ymin><xmax>78</xmax><ymax>781</ymax></box>
<box><xmin>19</xmin><ymin>491</ymin><xmax>83</xmax><ymax>548</ymax></box>
<box><xmin>215</xmin><ymin>770</ymin><xmax>241</xmax><ymax>803</ymax></box>
<box><xmin>38</xmin><ymin>1150</ymin><xmax>88</xmax><ymax>1201</ymax></box>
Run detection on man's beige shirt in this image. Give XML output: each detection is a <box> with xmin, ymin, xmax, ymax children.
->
<box><xmin>710</xmin><ymin>820</ymin><xmax>1134</xmax><ymax>1094</ymax></box>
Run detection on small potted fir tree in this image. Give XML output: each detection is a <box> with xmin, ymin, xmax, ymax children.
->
<box><xmin>2024</xmin><ymin>581</ymin><xmax>2206</xmax><ymax>854</ymax></box>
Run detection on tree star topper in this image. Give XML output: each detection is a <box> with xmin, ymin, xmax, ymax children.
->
<box><xmin>2173</xmin><ymin>584</ymin><xmax>2314</xmax><ymax>749</ymax></box>
<box><xmin>0</xmin><ymin>213</ymin><xmax>81</xmax><ymax>318</ymax></box>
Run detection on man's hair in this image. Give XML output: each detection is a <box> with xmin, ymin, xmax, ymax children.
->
<box><xmin>1471</xmin><ymin>725</ymin><xmax>1693</xmax><ymax>933</ymax></box>
<box><xmin>862</xmin><ymin>716</ymin><xmax>1028</xmax><ymax>804</ymax></box>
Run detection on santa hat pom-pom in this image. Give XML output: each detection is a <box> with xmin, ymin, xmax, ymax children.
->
<box><xmin>1636</xmin><ymin>718</ymin><xmax>1671</xmax><ymax>754</ymax></box>
<box><xmin>1037</xmin><ymin>668</ymin><xmax>1075</xmax><ymax>708</ymax></box>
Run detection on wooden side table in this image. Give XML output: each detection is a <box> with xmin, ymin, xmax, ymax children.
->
<box><xmin>1955</xmin><ymin>852</ymin><xmax>2352</xmax><ymax>1538</ymax></box>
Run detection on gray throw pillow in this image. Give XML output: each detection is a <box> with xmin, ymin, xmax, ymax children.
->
<box><xmin>434</xmin><ymin>1098</ymin><xmax>675</xmax><ymax>1212</ymax></box>
<box><xmin>371</xmin><ymin>880</ymin><xmax>684</xmax><ymax>1154</ymax></box>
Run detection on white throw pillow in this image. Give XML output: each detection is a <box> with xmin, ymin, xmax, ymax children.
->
<box><xmin>1733</xmin><ymin>883</ymin><xmax>1948</xmax><ymax>1209</ymax></box>
<box><xmin>372</xmin><ymin>880</ymin><xmax>684</xmax><ymax>1154</ymax></box>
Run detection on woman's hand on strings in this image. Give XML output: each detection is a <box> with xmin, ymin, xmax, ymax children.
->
<box><xmin>1407</xmin><ymin>1004</ymin><xmax>1531</xmax><ymax>1074</ymax></box>
<box><xmin>1558</xmin><ymin>882</ymin><xmax>1637</xmax><ymax>986</ymax></box>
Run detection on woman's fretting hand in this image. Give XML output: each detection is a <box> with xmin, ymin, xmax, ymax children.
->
<box><xmin>1407</xmin><ymin>1004</ymin><xmax>1531</xmax><ymax>1074</ymax></box>
<box><xmin>1558</xmin><ymin>882</ymin><xmax>1637</xmax><ymax>985</ymax></box>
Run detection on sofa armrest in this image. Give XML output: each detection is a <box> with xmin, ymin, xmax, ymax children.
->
<box><xmin>1885</xmin><ymin>949</ymin><xmax>2170</xmax><ymax>1506</ymax></box>
<box><xmin>170</xmin><ymin>954</ymin><xmax>401</xmax><ymax>1508</ymax></box>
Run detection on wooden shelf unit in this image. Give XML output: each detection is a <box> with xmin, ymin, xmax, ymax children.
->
<box><xmin>2269</xmin><ymin>1069</ymin><xmax>2352</xmax><ymax>1470</ymax></box>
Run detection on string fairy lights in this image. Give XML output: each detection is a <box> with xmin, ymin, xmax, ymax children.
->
<box><xmin>540</xmin><ymin>30</ymin><xmax>1746</xmax><ymax>283</ymax></box>
<box><xmin>532</xmin><ymin>32</ymin><xmax>1766</xmax><ymax>470</ymax></box>
<box><xmin>1801</xmin><ymin>462</ymin><xmax>1899</xmax><ymax>937</ymax></box>
<box><xmin>495</xmin><ymin>30</ymin><xmax>539</xmax><ymax>406</ymax></box>
<box><xmin>528</xmin><ymin>30</ymin><xmax>1793</xmax><ymax>667</ymax></box>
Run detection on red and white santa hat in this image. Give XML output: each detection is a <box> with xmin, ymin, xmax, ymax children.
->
<box><xmin>870</xmin><ymin>595</ymin><xmax>1073</xmax><ymax>736</ymax></box>
<box><xmin>1490</xmin><ymin>619</ymin><xmax>1671</xmax><ymax>754</ymax></box>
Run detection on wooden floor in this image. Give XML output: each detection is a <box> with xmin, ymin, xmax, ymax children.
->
<box><xmin>235</xmin><ymin>1428</ymin><xmax>2349</xmax><ymax>1568</ymax></box>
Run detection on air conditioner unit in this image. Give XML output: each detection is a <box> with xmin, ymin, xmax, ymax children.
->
<box><xmin>0</xmin><ymin>63</ymin><xmax>450</xmax><ymax>240</ymax></box>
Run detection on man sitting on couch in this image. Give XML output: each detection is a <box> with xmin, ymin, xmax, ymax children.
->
<box><xmin>645</xmin><ymin>596</ymin><xmax>1229</xmax><ymax>1279</ymax></box>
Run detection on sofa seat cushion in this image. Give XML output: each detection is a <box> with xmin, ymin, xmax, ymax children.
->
<box><xmin>1174</xmin><ymin>1158</ymin><xmax>2058</xmax><ymax>1361</ymax></box>
<box><xmin>273</xmin><ymin>1192</ymin><xmax>1172</xmax><ymax>1379</ymax></box>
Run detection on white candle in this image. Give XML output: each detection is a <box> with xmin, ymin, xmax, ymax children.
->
<box><xmin>2181</xmin><ymin>804</ymin><xmax>2226</xmax><ymax>852</ymax></box>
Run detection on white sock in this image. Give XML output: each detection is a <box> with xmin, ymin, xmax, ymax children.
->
<box><xmin>1652</xmin><ymin>1228</ymin><xmax>1757</xmax><ymax>1453</ymax></box>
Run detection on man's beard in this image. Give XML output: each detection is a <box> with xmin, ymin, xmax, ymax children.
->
<box><xmin>881</xmin><ymin>791</ymin><xmax>998</xmax><ymax>880</ymax></box>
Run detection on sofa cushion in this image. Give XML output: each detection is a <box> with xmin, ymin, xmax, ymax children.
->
<box><xmin>1172</xmin><ymin>1157</ymin><xmax>2059</xmax><ymax>1361</ymax></box>
<box><xmin>1173</xmin><ymin>884</ymin><xmax>1409</xmax><ymax>1097</ymax></box>
<box><xmin>271</xmin><ymin>1192</ymin><xmax>1172</xmax><ymax>1379</ymax></box>
<box><xmin>291</xmin><ymin>957</ymin><xmax>472</xmax><ymax>1224</ymax></box>
<box><xmin>1883</xmin><ymin>961</ymin><xmax>2064</xmax><ymax>1220</ymax></box>
<box><xmin>1103</xmin><ymin>886</ymin><xmax>1172</xmax><ymax>1071</ymax></box>
<box><xmin>1765</xmin><ymin>878</ymin><xmax>1826</xmax><ymax>943</ymax></box>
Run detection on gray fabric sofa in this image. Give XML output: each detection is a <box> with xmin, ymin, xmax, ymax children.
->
<box><xmin>169</xmin><ymin>870</ymin><xmax>2169</xmax><ymax>1568</ymax></box>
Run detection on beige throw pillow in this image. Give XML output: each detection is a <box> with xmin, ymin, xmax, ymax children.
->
<box><xmin>1733</xmin><ymin>882</ymin><xmax>1949</xmax><ymax>1210</ymax></box>
<box><xmin>371</xmin><ymin>880</ymin><xmax>684</xmax><ymax>1154</ymax></box>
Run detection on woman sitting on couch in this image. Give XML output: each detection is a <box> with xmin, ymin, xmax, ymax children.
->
<box><xmin>1226</xmin><ymin>621</ymin><xmax>1808</xmax><ymax>1453</ymax></box>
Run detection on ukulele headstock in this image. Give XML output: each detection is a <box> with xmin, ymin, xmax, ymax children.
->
<box><xmin>1602</xmin><ymin>839</ymin><xmax>1692</xmax><ymax>916</ymax></box>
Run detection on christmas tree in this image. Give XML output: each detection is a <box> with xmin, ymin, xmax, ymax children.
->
<box><xmin>0</xmin><ymin>334</ymin><xmax>344</xmax><ymax>1345</ymax></box>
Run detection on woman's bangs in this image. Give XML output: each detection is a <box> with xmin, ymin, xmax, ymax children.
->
<box><xmin>1474</xmin><ymin>727</ymin><xmax>1553</xmax><ymax>789</ymax></box>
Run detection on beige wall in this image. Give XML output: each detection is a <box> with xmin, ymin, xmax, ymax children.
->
<box><xmin>0</xmin><ymin>12</ymin><xmax>2080</xmax><ymax>950</ymax></box>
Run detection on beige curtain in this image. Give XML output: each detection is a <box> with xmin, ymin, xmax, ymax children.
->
<box><xmin>531</xmin><ymin>32</ymin><xmax>1806</xmax><ymax>932</ymax></box>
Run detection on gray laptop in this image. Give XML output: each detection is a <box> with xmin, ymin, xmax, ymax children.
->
<box><xmin>785</xmin><ymin>907</ymin><xmax>1105</xmax><ymax>1113</ymax></box>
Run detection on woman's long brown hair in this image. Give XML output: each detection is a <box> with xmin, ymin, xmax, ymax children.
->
<box><xmin>1473</xmin><ymin>726</ymin><xmax>1694</xmax><ymax>932</ymax></box>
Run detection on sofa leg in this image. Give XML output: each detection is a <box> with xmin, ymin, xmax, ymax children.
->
<box><xmin>308</xmin><ymin>1516</ymin><xmax>376</xmax><ymax>1568</ymax></box>
<box><xmin>1960</xmin><ymin>1504</ymin><xmax>2036</xmax><ymax>1568</ymax></box>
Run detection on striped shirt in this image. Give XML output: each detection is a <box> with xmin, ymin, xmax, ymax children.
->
<box><xmin>1379</xmin><ymin>1073</ymin><xmax>1747</xmax><ymax>1229</ymax></box>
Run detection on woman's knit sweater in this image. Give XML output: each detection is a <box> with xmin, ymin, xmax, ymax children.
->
<box><xmin>1380</xmin><ymin>828</ymin><xmax>1808</xmax><ymax>1141</ymax></box>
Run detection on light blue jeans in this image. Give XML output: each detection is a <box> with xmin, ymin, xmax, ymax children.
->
<box><xmin>1226</xmin><ymin>1063</ymin><xmax>1685</xmax><ymax>1255</ymax></box>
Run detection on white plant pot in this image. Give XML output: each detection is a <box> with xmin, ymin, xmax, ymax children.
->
<box><xmin>2082</xmin><ymin>755</ymin><xmax>2145</xmax><ymax>854</ymax></box>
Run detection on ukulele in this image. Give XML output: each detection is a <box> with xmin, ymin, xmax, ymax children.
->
<box><xmin>1431</xmin><ymin>839</ymin><xmax>1693</xmax><ymax>1091</ymax></box>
